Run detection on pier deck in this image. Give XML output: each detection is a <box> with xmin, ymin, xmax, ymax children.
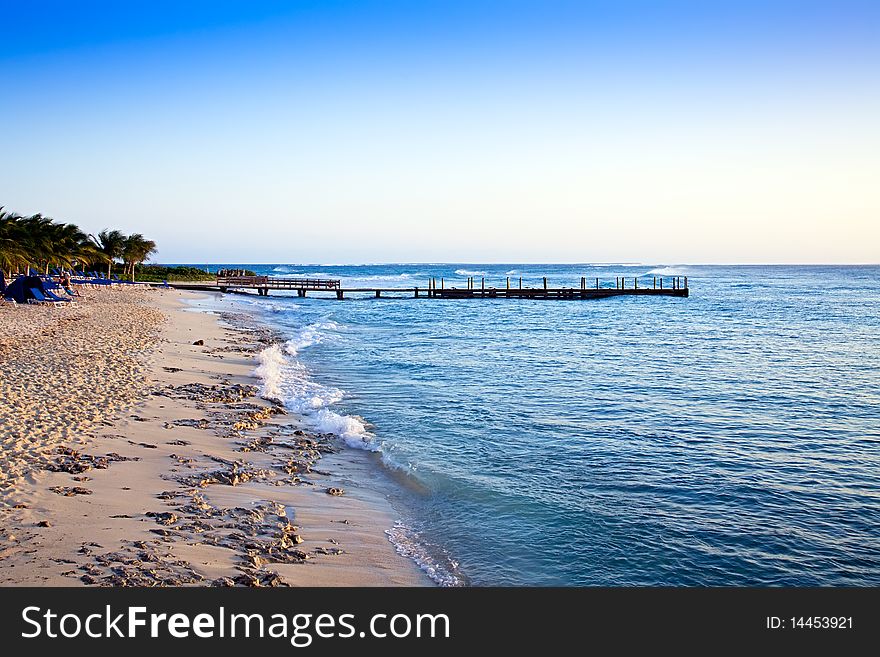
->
<box><xmin>166</xmin><ymin>275</ymin><xmax>689</xmax><ymax>300</ymax></box>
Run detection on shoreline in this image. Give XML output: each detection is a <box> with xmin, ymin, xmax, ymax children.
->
<box><xmin>0</xmin><ymin>287</ymin><xmax>429</xmax><ymax>586</ymax></box>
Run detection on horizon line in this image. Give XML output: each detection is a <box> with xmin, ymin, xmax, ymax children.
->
<box><xmin>151</xmin><ymin>261</ymin><xmax>880</xmax><ymax>267</ymax></box>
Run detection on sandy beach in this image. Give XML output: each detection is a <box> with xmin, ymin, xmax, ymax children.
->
<box><xmin>0</xmin><ymin>286</ymin><xmax>428</xmax><ymax>586</ymax></box>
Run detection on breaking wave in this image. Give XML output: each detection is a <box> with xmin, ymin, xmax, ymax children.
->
<box><xmin>386</xmin><ymin>520</ymin><xmax>466</xmax><ymax>587</ymax></box>
<box><xmin>646</xmin><ymin>266</ymin><xmax>689</xmax><ymax>276</ymax></box>
<box><xmin>247</xmin><ymin>299</ymin><xmax>300</xmax><ymax>313</ymax></box>
<box><xmin>254</xmin><ymin>322</ymin><xmax>375</xmax><ymax>450</ymax></box>
<box><xmin>345</xmin><ymin>273</ymin><xmax>425</xmax><ymax>282</ymax></box>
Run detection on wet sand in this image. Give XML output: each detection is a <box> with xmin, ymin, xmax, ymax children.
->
<box><xmin>0</xmin><ymin>286</ymin><xmax>428</xmax><ymax>586</ymax></box>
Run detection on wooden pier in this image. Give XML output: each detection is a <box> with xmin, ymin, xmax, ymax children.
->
<box><xmin>216</xmin><ymin>276</ymin><xmax>339</xmax><ymax>296</ymax></box>
<box><xmin>170</xmin><ymin>275</ymin><xmax>689</xmax><ymax>300</ymax></box>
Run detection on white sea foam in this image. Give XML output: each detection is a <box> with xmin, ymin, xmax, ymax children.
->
<box><xmin>386</xmin><ymin>521</ymin><xmax>465</xmax><ymax>587</ymax></box>
<box><xmin>253</xmin><ymin>321</ymin><xmax>376</xmax><ymax>450</ymax></box>
<box><xmin>284</xmin><ymin>320</ymin><xmax>340</xmax><ymax>355</ymax></box>
<box><xmin>245</xmin><ymin>298</ymin><xmax>301</xmax><ymax>313</ymax></box>
<box><xmin>454</xmin><ymin>269</ymin><xmax>488</xmax><ymax>276</ymax></box>
<box><xmin>254</xmin><ymin>343</ymin><xmax>287</xmax><ymax>401</ymax></box>
<box><xmin>344</xmin><ymin>273</ymin><xmax>424</xmax><ymax>282</ymax></box>
<box><xmin>646</xmin><ymin>266</ymin><xmax>689</xmax><ymax>276</ymax></box>
<box><xmin>249</xmin><ymin>301</ymin><xmax>461</xmax><ymax>584</ymax></box>
<box><xmin>266</xmin><ymin>302</ymin><xmax>301</xmax><ymax>313</ymax></box>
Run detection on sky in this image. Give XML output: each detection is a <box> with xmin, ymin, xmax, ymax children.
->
<box><xmin>1</xmin><ymin>1</ymin><xmax>878</xmax><ymax>264</ymax></box>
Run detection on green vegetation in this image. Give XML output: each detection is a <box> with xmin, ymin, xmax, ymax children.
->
<box><xmin>1</xmin><ymin>206</ymin><xmax>157</xmax><ymax>280</ymax></box>
<box><xmin>132</xmin><ymin>265</ymin><xmax>223</xmax><ymax>282</ymax></box>
<box><xmin>132</xmin><ymin>266</ymin><xmax>257</xmax><ymax>282</ymax></box>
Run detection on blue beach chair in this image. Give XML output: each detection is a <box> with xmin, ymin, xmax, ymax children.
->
<box><xmin>45</xmin><ymin>287</ymin><xmax>75</xmax><ymax>304</ymax></box>
<box><xmin>28</xmin><ymin>288</ymin><xmax>63</xmax><ymax>307</ymax></box>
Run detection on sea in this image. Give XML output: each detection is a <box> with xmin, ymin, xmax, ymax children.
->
<box><xmin>180</xmin><ymin>264</ymin><xmax>880</xmax><ymax>586</ymax></box>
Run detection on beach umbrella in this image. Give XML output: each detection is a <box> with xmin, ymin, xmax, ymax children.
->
<box><xmin>3</xmin><ymin>275</ymin><xmax>44</xmax><ymax>303</ymax></box>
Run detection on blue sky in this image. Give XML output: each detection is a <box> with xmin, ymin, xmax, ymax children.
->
<box><xmin>1</xmin><ymin>1</ymin><xmax>878</xmax><ymax>263</ymax></box>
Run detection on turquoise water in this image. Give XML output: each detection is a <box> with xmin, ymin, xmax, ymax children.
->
<box><xmin>189</xmin><ymin>264</ymin><xmax>880</xmax><ymax>585</ymax></box>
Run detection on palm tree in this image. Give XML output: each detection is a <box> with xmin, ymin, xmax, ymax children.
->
<box><xmin>0</xmin><ymin>208</ymin><xmax>28</xmax><ymax>276</ymax></box>
<box><xmin>1</xmin><ymin>208</ymin><xmax>157</xmax><ymax>281</ymax></box>
<box><xmin>88</xmin><ymin>229</ymin><xmax>127</xmax><ymax>278</ymax></box>
<box><xmin>121</xmin><ymin>233</ymin><xmax>157</xmax><ymax>281</ymax></box>
<box><xmin>71</xmin><ymin>234</ymin><xmax>104</xmax><ymax>274</ymax></box>
<box><xmin>18</xmin><ymin>213</ymin><xmax>56</xmax><ymax>274</ymax></box>
<box><xmin>48</xmin><ymin>222</ymin><xmax>101</xmax><ymax>274</ymax></box>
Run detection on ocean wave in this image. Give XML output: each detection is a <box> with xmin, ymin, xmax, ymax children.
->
<box><xmin>277</xmin><ymin>272</ymin><xmax>426</xmax><ymax>281</ymax></box>
<box><xmin>454</xmin><ymin>269</ymin><xmax>488</xmax><ymax>276</ymax></box>
<box><xmin>285</xmin><ymin>320</ymin><xmax>340</xmax><ymax>356</ymax></box>
<box><xmin>386</xmin><ymin>520</ymin><xmax>465</xmax><ymax>587</ymax></box>
<box><xmin>269</xmin><ymin>271</ymin><xmax>321</xmax><ymax>278</ymax></box>
<box><xmin>249</xmin><ymin>300</ymin><xmax>300</xmax><ymax>313</ymax></box>
<box><xmin>646</xmin><ymin>266</ymin><xmax>689</xmax><ymax>276</ymax></box>
<box><xmin>254</xmin><ymin>344</ymin><xmax>287</xmax><ymax>401</ymax></box>
<box><xmin>253</xmin><ymin>322</ymin><xmax>376</xmax><ymax>450</ymax></box>
<box><xmin>344</xmin><ymin>273</ymin><xmax>425</xmax><ymax>282</ymax></box>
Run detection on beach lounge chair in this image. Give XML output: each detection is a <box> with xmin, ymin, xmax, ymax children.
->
<box><xmin>28</xmin><ymin>288</ymin><xmax>63</xmax><ymax>307</ymax></box>
<box><xmin>44</xmin><ymin>287</ymin><xmax>75</xmax><ymax>304</ymax></box>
